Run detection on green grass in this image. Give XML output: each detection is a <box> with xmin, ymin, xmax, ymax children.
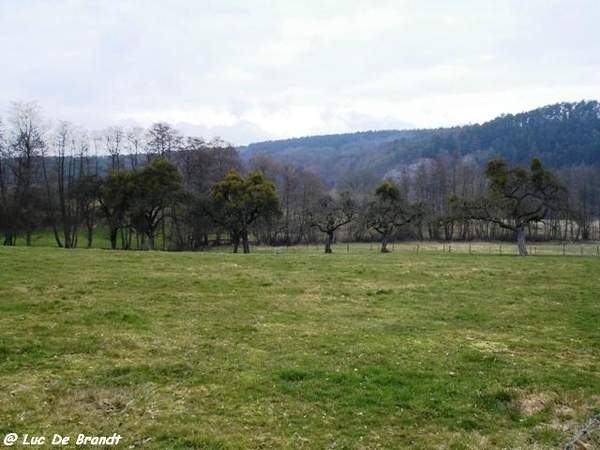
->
<box><xmin>15</xmin><ymin>226</ymin><xmax>600</xmax><ymax>256</ymax></box>
<box><xmin>0</xmin><ymin>246</ymin><xmax>599</xmax><ymax>449</ymax></box>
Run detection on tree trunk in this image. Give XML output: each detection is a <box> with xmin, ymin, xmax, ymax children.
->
<box><xmin>63</xmin><ymin>223</ymin><xmax>73</xmax><ymax>248</ymax></box>
<box><xmin>232</xmin><ymin>232</ymin><xmax>240</xmax><ymax>253</ymax></box>
<box><xmin>516</xmin><ymin>225</ymin><xmax>528</xmax><ymax>256</ymax></box>
<box><xmin>380</xmin><ymin>235</ymin><xmax>391</xmax><ymax>253</ymax></box>
<box><xmin>3</xmin><ymin>233</ymin><xmax>16</xmax><ymax>246</ymax></box>
<box><xmin>325</xmin><ymin>231</ymin><xmax>334</xmax><ymax>253</ymax></box>
<box><xmin>52</xmin><ymin>226</ymin><xmax>64</xmax><ymax>248</ymax></box>
<box><xmin>121</xmin><ymin>227</ymin><xmax>132</xmax><ymax>250</ymax></box>
<box><xmin>242</xmin><ymin>229</ymin><xmax>250</xmax><ymax>254</ymax></box>
<box><xmin>109</xmin><ymin>227</ymin><xmax>118</xmax><ymax>250</ymax></box>
<box><xmin>148</xmin><ymin>229</ymin><xmax>155</xmax><ymax>251</ymax></box>
<box><xmin>86</xmin><ymin>224</ymin><xmax>94</xmax><ymax>248</ymax></box>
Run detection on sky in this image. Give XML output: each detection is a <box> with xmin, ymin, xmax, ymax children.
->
<box><xmin>1</xmin><ymin>0</ymin><xmax>599</xmax><ymax>146</ymax></box>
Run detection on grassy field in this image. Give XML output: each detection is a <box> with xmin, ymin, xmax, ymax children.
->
<box><xmin>0</xmin><ymin>246</ymin><xmax>598</xmax><ymax>449</ymax></box>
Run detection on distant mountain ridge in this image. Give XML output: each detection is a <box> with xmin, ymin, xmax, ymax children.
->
<box><xmin>240</xmin><ymin>129</ymin><xmax>421</xmax><ymax>154</ymax></box>
<box><xmin>238</xmin><ymin>100</ymin><xmax>600</xmax><ymax>186</ymax></box>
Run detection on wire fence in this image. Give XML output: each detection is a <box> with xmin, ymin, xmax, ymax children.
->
<box><xmin>393</xmin><ymin>241</ymin><xmax>600</xmax><ymax>256</ymax></box>
<box><xmin>268</xmin><ymin>241</ymin><xmax>600</xmax><ymax>256</ymax></box>
<box><xmin>565</xmin><ymin>414</ymin><xmax>600</xmax><ymax>450</ymax></box>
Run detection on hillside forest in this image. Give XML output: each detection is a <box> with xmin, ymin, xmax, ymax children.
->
<box><xmin>1</xmin><ymin>100</ymin><xmax>599</xmax><ymax>254</ymax></box>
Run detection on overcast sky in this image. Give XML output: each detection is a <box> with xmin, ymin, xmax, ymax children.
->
<box><xmin>1</xmin><ymin>0</ymin><xmax>599</xmax><ymax>145</ymax></box>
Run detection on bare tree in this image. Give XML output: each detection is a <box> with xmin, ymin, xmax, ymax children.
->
<box><xmin>40</xmin><ymin>122</ymin><xmax>93</xmax><ymax>248</ymax></box>
<box><xmin>42</xmin><ymin>121</ymin><xmax>68</xmax><ymax>247</ymax></box>
<box><xmin>126</xmin><ymin>126</ymin><xmax>146</xmax><ymax>170</ymax></box>
<box><xmin>248</xmin><ymin>153</ymin><xmax>327</xmax><ymax>245</ymax></box>
<box><xmin>67</xmin><ymin>128</ymin><xmax>101</xmax><ymax>248</ymax></box>
<box><xmin>0</xmin><ymin>118</ymin><xmax>9</xmax><ymax>242</ymax></box>
<box><xmin>365</xmin><ymin>182</ymin><xmax>417</xmax><ymax>252</ymax></box>
<box><xmin>105</xmin><ymin>126</ymin><xmax>124</xmax><ymax>170</ymax></box>
<box><xmin>4</xmin><ymin>101</ymin><xmax>47</xmax><ymax>245</ymax></box>
<box><xmin>249</xmin><ymin>152</ymin><xmax>285</xmax><ymax>245</ymax></box>
<box><xmin>209</xmin><ymin>137</ymin><xmax>242</xmax><ymax>182</ymax></box>
<box><xmin>146</xmin><ymin>122</ymin><xmax>182</xmax><ymax>161</ymax></box>
<box><xmin>170</xmin><ymin>137</ymin><xmax>243</xmax><ymax>250</ymax></box>
<box><xmin>563</xmin><ymin>165</ymin><xmax>599</xmax><ymax>240</ymax></box>
<box><xmin>278</xmin><ymin>164</ymin><xmax>303</xmax><ymax>245</ymax></box>
<box><xmin>64</xmin><ymin>125</ymin><xmax>92</xmax><ymax>248</ymax></box>
<box><xmin>297</xmin><ymin>170</ymin><xmax>327</xmax><ymax>243</ymax></box>
<box><xmin>308</xmin><ymin>191</ymin><xmax>355</xmax><ymax>253</ymax></box>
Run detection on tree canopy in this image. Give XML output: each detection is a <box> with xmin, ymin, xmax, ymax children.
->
<box><xmin>308</xmin><ymin>191</ymin><xmax>356</xmax><ymax>253</ymax></box>
<box><xmin>474</xmin><ymin>157</ymin><xmax>565</xmax><ymax>255</ymax></box>
<box><xmin>130</xmin><ymin>158</ymin><xmax>184</xmax><ymax>250</ymax></box>
<box><xmin>212</xmin><ymin>170</ymin><xmax>281</xmax><ymax>253</ymax></box>
<box><xmin>366</xmin><ymin>182</ymin><xmax>417</xmax><ymax>252</ymax></box>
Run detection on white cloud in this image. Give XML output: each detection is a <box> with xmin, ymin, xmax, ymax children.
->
<box><xmin>1</xmin><ymin>0</ymin><xmax>599</xmax><ymax>145</ymax></box>
<box><xmin>280</xmin><ymin>8</ymin><xmax>404</xmax><ymax>43</ymax></box>
<box><xmin>114</xmin><ymin>107</ymin><xmax>239</xmax><ymax>129</ymax></box>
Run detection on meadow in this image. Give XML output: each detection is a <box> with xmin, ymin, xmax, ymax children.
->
<box><xmin>0</xmin><ymin>245</ymin><xmax>598</xmax><ymax>449</ymax></box>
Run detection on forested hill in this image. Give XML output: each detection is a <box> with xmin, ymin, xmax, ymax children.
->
<box><xmin>238</xmin><ymin>130</ymin><xmax>425</xmax><ymax>186</ymax></box>
<box><xmin>241</xmin><ymin>129</ymin><xmax>420</xmax><ymax>154</ymax></box>
<box><xmin>381</xmin><ymin>100</ymin><xmax>600</xmax><ymax>168</ymax></box>
<box><xmin>239</xmin><ymin>100</ymin><xmax>600</xmax><ymax>185</ymax></box>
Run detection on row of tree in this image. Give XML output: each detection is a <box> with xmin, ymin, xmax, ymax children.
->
<box><xmin>0</xmin><ymin>101</ymin><xmax>597</xmax><ymax>256</ymax></box>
